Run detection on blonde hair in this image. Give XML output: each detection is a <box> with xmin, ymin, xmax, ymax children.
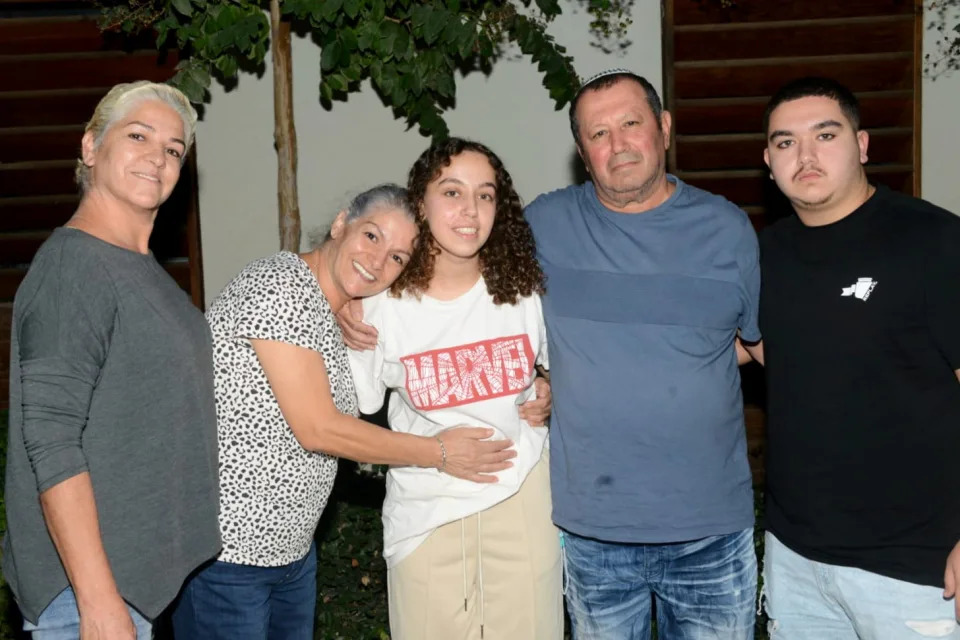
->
<box><xmin>76</xmin><ymin>81</ymin><xmax>198</xmax><ymax>192</ymax></box>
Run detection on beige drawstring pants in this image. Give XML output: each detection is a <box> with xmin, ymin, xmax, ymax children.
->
<box><xmin>387</xmin><ymin>452</ymin><xmax>563</xmax><ymax>640</ymax></box>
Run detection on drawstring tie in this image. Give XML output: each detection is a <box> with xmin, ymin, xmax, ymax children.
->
<box><xmin>460</xmin><ymin>518</ymin><xmax>468</xmax><ymax>611</ymax></box>
<box><xmin>458</xmin><ymin>514</ymin><xmax>486</xmax><ymax>638</ymax></box>
<box><xmin>477</xmin><ymin>511</ymin><xmax>485</xmax><ymax>638</ymax></box>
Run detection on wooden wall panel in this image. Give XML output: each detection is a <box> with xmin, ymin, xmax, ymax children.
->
<box><xmin>0</xmin><ymin>16</ymin><xmax>157</xmax><ymax>54</ymax></box>
<box><xmin>0</xmin><ymin>126</ymin><xmax>84</xmax><ymax>163</ymax></box>
<box><xmin>0</xmin><ymin>196</ymin><xmax>78</xmax><ymax>233</ymax></box>
<box><xmin>1</xmin><ymin>50</ymin><xmax>178</xmax><ymax>92</ymax></box>
<box><xmin>674</xmin><ymin>54</ymin><xmax>914</xmax><ymax>99</ymax></box>
<box><xmin>0</xmin><ymin>89</ymin><xmax>105</xmax><ymax>127</ymax></box>
<box><xmin>675</xmin><ymin>16</ymin><xmax>914</xmax><ymax>61</ymax></box>
<box><xmin>673</xmin><ymin>92</ymin><xmax>914</xmax><ymax>135</ymax></box>
<box><xmin>674</xmin><ymin>0</ymin><xmax>915</xmax><ymax>26</ymax></box>
<box><xmin>0</xmin><ymin>162</ymin><xmax>76</xmax><ymax>198</ymax></box>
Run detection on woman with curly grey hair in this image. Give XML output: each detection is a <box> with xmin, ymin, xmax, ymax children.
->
<box><xmin>3</xmin><ymin>80</ymin><xmax>219</xmax><ymax>639</ymax></box>
<box><xmin>172</xmin><ymin>183</ymin><xmax>520</xmax><ymax>640</ymax></box>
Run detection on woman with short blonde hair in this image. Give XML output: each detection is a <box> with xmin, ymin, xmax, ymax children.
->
<box><xmin>3</xmin><ymin>80</ymin><xmax>219</xmax><ymax>639</ymax></box>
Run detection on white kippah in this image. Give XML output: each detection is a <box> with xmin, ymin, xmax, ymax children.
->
<box><xmin>577</xmin><ymin>68</ymin><xmax>642</xmax><ymax>95</ymax></box>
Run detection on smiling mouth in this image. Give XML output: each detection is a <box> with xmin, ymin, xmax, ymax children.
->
<box><xmin>453</xmin><ymin>227</ymin><xmax>478</xmax><ymax>237</ymax></box>
<box><xmin>352</xmin><ymin>260</ymin><xmax>376</xmax><ymax>282</ymax></box>
<box><xmin>132</xmin><ymin>172</ymin><xmax>160</xmax><ymax>183</ymax></box>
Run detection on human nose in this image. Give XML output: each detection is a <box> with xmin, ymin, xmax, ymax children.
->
<box><xmin>462</xmin><ymin>193</ymin><xmax>479</xmax><ymax>217</ymax></box>
<box><xmin>370</xmin><ymin>246</ymin><xmax>388</xmax><ymax>271</ymax></box>
<box><xmin>146</xmin><ymin>144</ymin><xmax>166</xmax><ymax>166</ymax></box>
<box><xmin>797</xmin><ymin>137</ymin><xmax>815</xmax><ymax>164</ymax></box>
<box><xmin>609</xmin><ymin>128</ymin><xmax>628</xmax><ymax>153</ymax></box>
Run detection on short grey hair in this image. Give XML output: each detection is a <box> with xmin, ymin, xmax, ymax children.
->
<box><xmin>307</xmin><ymin>183</ymin><xmax>415</xmax><ymax>249</ymax></box>
<box><xmin>76</xmin><ymin>81</ymin><xmax>198</xmax><ymax>192</ymax></box>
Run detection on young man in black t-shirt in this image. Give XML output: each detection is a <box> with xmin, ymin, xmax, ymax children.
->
<box><xmin>755</xmin><ymin>77</ymin><xmax>960</xmax><ymax>638</ymax></box>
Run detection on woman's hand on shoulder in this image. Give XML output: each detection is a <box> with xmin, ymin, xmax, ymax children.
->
<box><xmin>336</xmin><ymin>299</ymin><xmax>379</xmax><ymax>351</ymax></box>
<box><xmin>436</xmin><ymin>426</ymin><xmax>517</xmax><ymax>483</ymax></box>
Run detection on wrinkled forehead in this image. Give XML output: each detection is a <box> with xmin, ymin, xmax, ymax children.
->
<box><xmin>99</xmin><ymin>97</ymin><xmax>188</xmax><ymax>144</ymax></box>
<box><xmin>577</xmin><ymin>80</ymin><xmax>653</xmax><ymax>123</ymax></box>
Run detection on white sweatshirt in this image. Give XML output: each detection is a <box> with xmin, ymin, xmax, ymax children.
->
<box><xmin>347</xmin><ymin>278</ymin><xmax>548</xmax><ymax>568</ymax></box>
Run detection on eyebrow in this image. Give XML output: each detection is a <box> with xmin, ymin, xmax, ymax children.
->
<box><xmin>127</xmin><ymin>120</ymin><xmax>186</xmax><ymax>148</ymax></box>
<box><xmin>364</xmin><ymin>221</ymin><xmax>413</xmax><ymax>256</ymax></box>
<box><xmin>438</xmin><ymin>177</ymin><xmax>497</xmax><ymax>190</ymax></box>
<box><xmin>363</xmin><ymin>220</ymin><xmax>384</xmax><ymax>238</ymax></box>
<box><xmin>769</xmin><ymin>119</ymin><xmax>844</xmax><ymax>142</ymax></box>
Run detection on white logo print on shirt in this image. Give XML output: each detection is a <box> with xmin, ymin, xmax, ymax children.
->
<box><xmin>841</xmin><ymin>277</ymin><xmax>878</xmax><ymax>301</ymax></box>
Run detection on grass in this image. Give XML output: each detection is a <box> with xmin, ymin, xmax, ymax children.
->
<box><xmin>0</xmin><ymin>409</ymin><xmax>769</xmax><ymax>639</ymax></box>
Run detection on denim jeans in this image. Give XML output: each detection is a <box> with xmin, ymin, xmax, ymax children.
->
<box><xmin>563</xmin><ymin>527</ymin><xmax>757</xmax><ymax>640</ymax></box>
<box><xmin>22</xmin><ymin>586</ymin><xmax>152</xmax><ymax>639</ymax></box>
<box><xmin>171</xmin><ymin>541</ymin><xmax>317</xmax><ymax>640</ymax></box>
<box><xmin>762</xmin><ymin>532</ymin><xmax>960</xmax><ymax>640</ymax></box>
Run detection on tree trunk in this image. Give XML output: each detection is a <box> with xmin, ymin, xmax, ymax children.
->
<box><xmin>270</xmin><ymin>0</ymin><xmax>300</xmax><ymax>252</ymax></box>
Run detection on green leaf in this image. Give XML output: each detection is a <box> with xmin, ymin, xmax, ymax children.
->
<box><xmin>436</xmin><ymin>72</ymin><xmax>455</xmax><ymax>98</ymax></box>
<box><xmin>326</xmin><ymin>73</ymin><xmax>347</xmax><ymax>92</ymax></box>
<box><xmin>375</xmin><ymin>64</ymin><xmax>397</xmax><ymax>97</ymax></box>
<box><xmin>533</xmin><ymin>0</ymin><xmax>561</xmax><ymax>17</ymax></box>
<box><xmin>321</xmin><ymin>40</ymin><xmax>342</xmax><ymax>71</ymax></box>
<box><xmin>185</xmin><ymin>63</ymin><xmax>211</xmax><ymax>91</ymax></box>
<box><xmin>442</xmin><ymin>16</ymin><xmax>462</xmax><ymax>45</ymax></box>
<box><xmin>390</xmin><ymin>81</ymin><xmax>407</xmax><ymax>106</ymax></box>
<box><xmin>370</xmin><ymin>0</ymin><xmax>386</xmax><ymax>22</ymax></box>
<box><xmin>342</xmin><ymin>62</ymin><xmax>362</xmax><ymax>82</ymax></box>
<box><xmin>424</xmin><ymin>9</ymin><xmax>446</xmax><ymax>45</ymax></box>
<box><xmin>369</xmin><ymin>59</ymin><xmax>384</xmax><ymax>85</ymax></box>
<box><xmin>318</xmin><ymin>0</ymin><xmax>344</xmax><ymax>23</ymax></box>
<box><xmin>356</xmin><ymin>21</ymin><xmax>376</xmax><ymax>51</ymax></box>
<box><xmin>343</xmin><ymin>0</ymin><xmax>361</xmax><ymax>19</ymax></box>
<box><xmin>392</xmin><ymin>25</ymin><xmax>410</xmax><ymax>61</ymax></box>
<box><xmin>380</xmin><ymin>20</ymin><xmax>402</xmax><ymax>57</ymax></box>
<box><xmin>403</xmin><ymin>68</ymin><xmax>423</xmax><ymax>96</ymax></box>
<box><xmin>170</xmin><ymin>0</ymin><xmax>192</xmax><ymax>18</ymax></box>
<box><xmin>457</xmin><ymin>22</ymin><xmax>476</xmax><ymax>58</ymax></box>
<box><xmin>409</xmin><ymin>4</ymin><xmax>430</xmax><ymax>33</ymax></box>
<box><xmin>214</xmin><ymin>54</ymin><xmax>238</xmax><ymax>78</ymax></box>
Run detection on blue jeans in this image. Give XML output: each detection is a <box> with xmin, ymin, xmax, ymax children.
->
<box><xmin>22</xmin><ymin>586</ymin><xmax>152</xmax><ymax>639</ymax></box>
<box><xmin>171</xmin><ymin>541</ymin><xmax>317</xmax><ymax>640</ymax></box>
<box><xmin>762</xmin><ymin>532</ymin><xmax>960</xmax><ymax>639</ymax></box>
<box><xmin>563</xmin><ymin>527</ymin><xmax>757</xmax><ymax>639</ymax></box>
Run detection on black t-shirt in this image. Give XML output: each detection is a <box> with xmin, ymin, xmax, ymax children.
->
<box><xmin>759</xmin><ymin>185</ymin><xmax>960</xmax><ymax>587</ymax></box>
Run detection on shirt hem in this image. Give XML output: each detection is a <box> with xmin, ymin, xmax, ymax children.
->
<box><xmin>767</xmin><ymin>527</ymin><xmax>946</xmax><ymax>589</ymax></box>
<box><xmin>553</xmin><ymin>515</ymin><xmax>755</xmax><ymax>544</ymax></box>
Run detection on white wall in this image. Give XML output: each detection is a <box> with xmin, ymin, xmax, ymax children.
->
<box><xmin>196</xmin><ymin>1</ymin><xmax>663</xmax><ymax>305</ymax></box>
<box><xmin>921</xmin><ymin>2</ymin><xmax>960</xmax><ymax>215</ymax></box>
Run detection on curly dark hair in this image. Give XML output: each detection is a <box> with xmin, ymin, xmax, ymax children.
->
<box><xmin>390</xmin><ymin>137</ymin><xmax>545</xmax><ymax>305</ymax></box>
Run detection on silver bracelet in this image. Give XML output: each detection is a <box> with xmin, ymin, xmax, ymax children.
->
<box><xmin>435</xmin><ymin>435</ymin><xmax>447</xmax><ymax>473</ymax></box>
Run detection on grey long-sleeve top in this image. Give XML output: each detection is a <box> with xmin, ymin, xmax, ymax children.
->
<box><xmin>2</xmin><ymin>227</ymin><xmax>221</xmax><ymax>623</ymax></box>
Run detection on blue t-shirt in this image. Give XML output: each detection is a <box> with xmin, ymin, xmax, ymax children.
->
<box><xmin>526</xmin><ymin>176</ymin><xmax>760</xmax><ymax>542</ymax></box>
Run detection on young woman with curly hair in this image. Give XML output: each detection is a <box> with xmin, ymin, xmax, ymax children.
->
<box><xmin>341</xmin><ymin>138</ymin><xmax>562</xmax><ymax>639</ymax></box>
